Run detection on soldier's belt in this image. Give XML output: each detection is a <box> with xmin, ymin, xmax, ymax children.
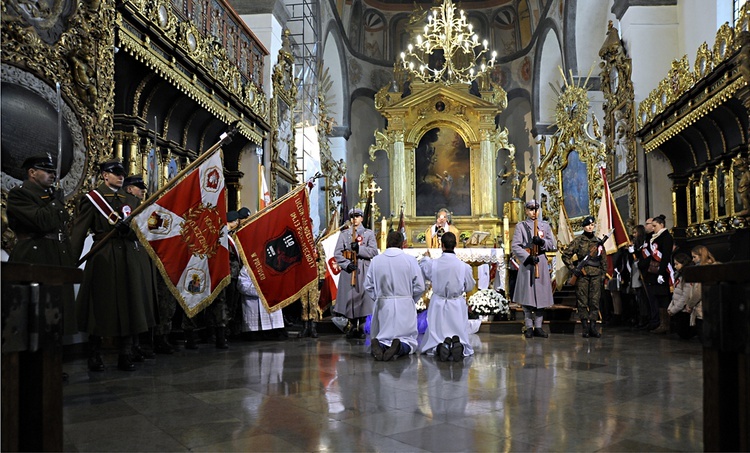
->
<box><xmin>16</xmin><ymin>232</ymin><xmax>66</xmax><ymax>242</ymax></box>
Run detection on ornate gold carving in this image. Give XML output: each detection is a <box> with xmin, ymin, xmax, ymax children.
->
<box><xmin>2</xmin><ymin>0</ymin><xmax>116</xmax><ymax>196</ymax></box>
<box><xmin>538</xmin><ymin>71</ymin><xmax>607</xmax><ymax>230</ymax></box>
<box><xmin>638</xmin><ymin>4</ymin><xmax>750</xmax><ymax>130</ymax></box>
<box><xmin>599</xmin><ymin>21</ymin><xmax>637</xmax><ymax>223</ymax></box>
<box><xmin>117</xmin><ymin>26</ymin><xmax>263</xmax><ymax>145</ymax></box>
<box><xmin>269</xmin><ymin>29</ymin><xmax>298</xmax><ymax>200</ymax></box>
<box><xmin>371</xmin><ymin>65</ymin><xmax>511</xmax><ymax>222</ymax></box>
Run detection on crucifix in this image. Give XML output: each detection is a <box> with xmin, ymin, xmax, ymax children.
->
<box><xmin>365</xmin><ymin>180</ymin><xmax>382</xmax><ymax>230</ymax></box>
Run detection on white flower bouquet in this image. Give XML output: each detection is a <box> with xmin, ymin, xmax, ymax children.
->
<box><xmin>468</xmin><ymin>288</ymin><xmax>509</xmax><ymax>317</ymax></box>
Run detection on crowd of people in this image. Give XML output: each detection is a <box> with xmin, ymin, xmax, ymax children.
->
<box><xmin>5</xmin><ymin>154</ymin><xmax>711</xmax><ymax>375</ymax></box>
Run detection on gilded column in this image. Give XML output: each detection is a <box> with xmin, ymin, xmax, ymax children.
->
<box><xmin>391</xmin><ymin>131</ymin><xmax>409</xmax><ymax>215</ymax></box>
<box><xmin>477</xmin><ymin>130</ymin><xmax>497</xmax><ymax>217</ymax></box>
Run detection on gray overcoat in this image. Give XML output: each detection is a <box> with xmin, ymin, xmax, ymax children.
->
<box><xmin>511</xmin><ymin>218</ymin><xmax>557</xmax><ymax>308</ymax></box>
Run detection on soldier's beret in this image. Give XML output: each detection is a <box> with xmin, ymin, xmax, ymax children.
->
<box><xmin>22</xmin><ymin>154</ymin><xmax>56</xmax><ymax>172</ymax></box>
<box><xmin>349</xmin><ymin>208</ymin><xmax>364</xmax><ymax>218</ymax></box>
<box><xmin>123</xmin><ymin>175</ymin><xmax>146</xmax><ymax>190</ymax></box>
<box><xmin>582</xmin><ymin>216</ymin><xmax>595</xmax><ymax>227</ymax></box>
<box><xmin>238</xmin><ymin>207</ymin><xmax>251</xmax><ymax>219</ymax></box>
<box><xmin>524</xmin><ymin>199</ymin><xmax>540</xmax><ymax>210</ymax></box>
<box><xmin>227</xmin><ymin>211</ymin><xmax>239</xmax><ymax>222</ymax></box>
<box><xmin>100</xmin><ymin>159</ymin><xmax>126</xmax><ymax>176</ymax></box>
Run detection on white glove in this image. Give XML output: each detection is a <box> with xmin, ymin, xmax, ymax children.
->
<box><xmin>627</xmin><ymin>245</ymin><xmax>635</xmax><ymax>254</ymax></box>
<box><xmin>657</xmin><ymin>275</ymin><xmax>665</xmax><ymax>285</ymax></box>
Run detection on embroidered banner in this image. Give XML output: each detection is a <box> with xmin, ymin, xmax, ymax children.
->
<box><xmin>234</xmin><ymin>184</ymin><xmax>318</xmax><ymax>312</ymax></box>
<box><xmin>131</xmin><ymin>151</ymin><xmax>230</xmax><ymax>317</ymax></box>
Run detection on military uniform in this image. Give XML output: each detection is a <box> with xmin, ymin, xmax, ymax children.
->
<box><xmin>7</xmin><ymin>174</ymin><xmax>77</xmax><ymax>335</ymax></box>
<box><xmin>562</xmin><ymin>230</ymin><xmax>607</xmax><ymax>336</ymax></box>
<box><xmin>70</xmin><ymin>179</ymin><xmax>153</xmax><ymax>370</ymax></box>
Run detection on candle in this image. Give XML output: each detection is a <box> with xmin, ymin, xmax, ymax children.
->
<box><xmin>381</xmin><ymin>216</ymin><xmax>387</xmax><ymax>235</ymax></box>
<box><xmin>503</xmin><ymin>216</ymin><xmax>510</xmax><ymax>251</ymax></box>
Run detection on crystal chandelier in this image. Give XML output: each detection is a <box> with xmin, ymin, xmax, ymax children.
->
<box><xmin>400</xmin><ymin>0</ymin><xmax>497</xmax><ymax>85</ymax></box>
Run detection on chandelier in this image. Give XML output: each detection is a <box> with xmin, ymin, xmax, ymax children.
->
<box><xmin>400</xmin><ymin>0</ymin><xmax>497</xmax><ymax>85</ymax></box>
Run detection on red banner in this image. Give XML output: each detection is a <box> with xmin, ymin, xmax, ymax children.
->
<box><xmin>132</xmin><ymin>150</ymin><xmax>230</xmax><ymax>318</ymax></box>
<box><xmin>234</xmin><ymin>185</ymin><xmax>318</xmax><ymax>312</ymax></box>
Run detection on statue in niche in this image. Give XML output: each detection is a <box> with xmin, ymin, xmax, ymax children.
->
<box><xmin>358</xmin><ymin>163</ymin><xmax>374</xmax><ymax>206</ymax></box>
<box><xmin>612</xmin><ymin>109</ymin><xmax>629</xmax><ymax>177</ymax></box>
<box><xmin>734</xmin><ymin>156</ymin><xmax>750</xmax><ymax>217</ymax></box>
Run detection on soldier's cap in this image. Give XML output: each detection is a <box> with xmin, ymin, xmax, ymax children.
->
<box><xmin>227</xmin><ymin>210</ymin><xmax>240</xmax><ymax>222</ymax></box>
<box><xmin>22</xmin><ymin>154</ymin><xmax>56</xmax><ymax>172</ymax></box>
<box><xmin>99</xmin><ymin>159</ymin><xmax>126</xmax><ymax>176</ymax></box>
<box><xmin>524</xmin><ymin>199</ymin><xmax>540</xmax><ymax>210</ymax></box>
<box><xmin>582</xmin><ymin>216</ymin><xmax>596</xmax><ymax>227</ymax></box>
<box><xmin>123</xmin><ymin>174</ymin><xmax>147</xmax><ymax>190</ymax></box>
<box><xmin>238</xmin><ymin>207</ymin><xmax>251</xmax><ymax>219</ymax></box>
<box><xmin>349</xmin><ymin>207</ymin><xmax>364</xmax><ymax>218</ymax></box>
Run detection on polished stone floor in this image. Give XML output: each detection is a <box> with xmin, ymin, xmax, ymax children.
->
<box><xmin>62</xmin><ymin>328</ymin><xmax>704</xmax><ymax>452</ymax></box>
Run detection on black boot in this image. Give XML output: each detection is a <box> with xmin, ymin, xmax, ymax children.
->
<box><xmin>298</xmin><ymin>320</ymin><xmax>311</xmax><ymax>338</ymax></box>
<box><xmin>215</xmin><ymin>327</ymin><xmax>229</xmax><ymax>349</ymax></box>
<box><xmin>87</xmin><ymin>335</ymin><xmax>105</xmax><ymax>372</ymax></box>
<box><xmin>589</xmin><ymin>320</ymin><xmax>602</xmax><ymax>338</ymax></box>
<box><xmin>153</xmin><ymin>335</ymin><xmax>175</xmax><ymax>354</ymax></box>
<box><xmin>185</xmin><ymin>330</ymin><xmax>198</xmax><ymax>350</ymax></box>
<box><xmin>345</xmin><ymin>319</ymin><xmax>357</xmax><ymax>339</ymax></box>
<box><xmin>310</xmin><ymin>321</ymin><xmax>318</xmax><ymax>338</ymax></box>
<box><xmin>581</xmin><ymin>319</ymin><xmax>590</xmax><ymax>338</ymax></box>
<box><xmin>117</xmin><ymin>354</ymin><xmax>136</xmax><ymax>371</ymax></box>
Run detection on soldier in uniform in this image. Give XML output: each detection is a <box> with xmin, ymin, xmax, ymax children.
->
<box><xmin>511</xmin><ymin>199</ymin><xmax>557</xmax><ymax>339</ymax></box>
<box><xmin>562</xmin><ymin>215</ymin><xmax>607</xmax><ymax>338</ymax></box>
<box><xmin>7</xmin><ymin>155</ymin><xmax>77</xmax><ymax>336</ymax></box>
<box><xmin>334</xmin><ymin>207</ymin><xmax>379</xmax><ymax>338</ymax></box>
<box><xmin>123</xmin><ymin>175</ymin><xmax>159</xmax><ymax>360</ymax></box>
<box><xmin>70</xmin><ymin>160</ymin><xmax>152</xmax><ymax>371</ymax></box>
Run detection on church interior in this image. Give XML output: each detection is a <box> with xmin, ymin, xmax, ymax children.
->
<box><xmin>2</xmin><ymin>0</ymin><xmax>750</xmax><ymax>451</ymax></box>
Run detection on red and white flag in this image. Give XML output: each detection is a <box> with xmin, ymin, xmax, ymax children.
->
<box><xmin>318</xmin><ymin>229</ymin><xmax>342</xmax><ymax>310</ymax></box>
<box><xmin>596</xmin><ymin>165</ymin><xmax>631</xmax><ymax>278</ymax></box>
<box><xmin>259</xmin><ymin>165</ymin><xmax>271</xmax><ymax>209</ymax></box>
<box><xmin>132</xmin><ymin>150</ymin><xmax>230</xmax><ymax>317</ymax></box>
<box><xmin>235</xmin><ymin>184</ymin><xmax>318</xmax><ymax>312</ymax></box>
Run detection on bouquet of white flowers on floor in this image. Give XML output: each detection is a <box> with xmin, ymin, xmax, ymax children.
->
<box><xmin>468</xmin><ymin>288</ymin><xmax>508</xmax><ymax>316</ymax></box>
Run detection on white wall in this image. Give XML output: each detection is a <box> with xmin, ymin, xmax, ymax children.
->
<box><xmin>537</xmin><ymin>30</ymin><xmax>563</xmax><ymax>124</ymax></box>
<box><xmin>575</xmin><ymin>0</ymin><xmax>610</xmax><ymax>72</ymax></box>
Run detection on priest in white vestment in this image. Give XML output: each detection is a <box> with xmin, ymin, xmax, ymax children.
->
<box><xmin>238</xmin><ymin>267</ymin><xmax>285</xmax><ymax>334</ymax></box>
<box><xmin>364</xmin><ymin>231</ymin><xmax>425</xmax><ymax>361</ymax></box>
<box><xmin>419</xmin><ymin>231</ymin><xmax>475</xmax><ymax>360</ymax></box>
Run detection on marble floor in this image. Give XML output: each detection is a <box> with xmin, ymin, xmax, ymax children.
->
<box><xmin>62</xmin><ymin>328</ymin><xmax>704</xmax><ymax>452</ymax></box>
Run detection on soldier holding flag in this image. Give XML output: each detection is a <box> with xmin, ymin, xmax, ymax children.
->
<box><xmin>70</xmin><ymin>159</ymin><xmax>152</xmax><ymax>372</ymax></box>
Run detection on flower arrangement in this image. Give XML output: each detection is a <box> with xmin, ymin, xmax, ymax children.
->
<box><xmin>416</xmin><ymin>232</ymin><xmax>427</xmax><ymax>243</ymax></box>
<box><xmin>459</xmin><ymin>231</ymin><xmax>471</xmax><ymax>243</ymax></box>
<box><xmin>468</xmin><ymin>288</ymin><xmax>509</xmax><ymax>317</ymax></box>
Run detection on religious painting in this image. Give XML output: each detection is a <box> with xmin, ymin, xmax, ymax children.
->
<box><xmin>688</xmin><ymin>178</ymin><xmax>698</xmax><ymax>224</ymax></box>
<box><xmin>702</xmin><ymin>171</ymin><xmax>712</xmax><ymax>221</ymax></box>
<box><xmin>147</xmin><ymin>147</ymin><xmax>159</xmax><ymax>194</ymax></box>
<box><xmin>167</xmin><ymin>156</ymin><xmax>179</xmax><ymax>181</ymax></box>
<box><xmin>717</xmin><ymin>165</ymin><xmax>727</xmax><ymax>217</ymax></box>
<box><xmin>561</xmin><ymin>150</ymin><xmax>589</xmax><ymax>219</ymax></box>
<box><xmin>415</xmin><ymin>127</ymin><xmax>471</xmax><ymax>217</ymax></box>
<box><xmin>276</xmin><ymin>178</ymin><xmax>291</xmax><ymax>199</ymax></box>
<box><xmin>615</xmin><ymin>193</ymin><xmax>630</xmax><ymax>229</ymax></box>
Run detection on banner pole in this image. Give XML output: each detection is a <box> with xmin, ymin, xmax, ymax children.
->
<box><xmin>77</xmin><ymin>122</ymin><xmax>239</xmax><ymax>266</ymax></box>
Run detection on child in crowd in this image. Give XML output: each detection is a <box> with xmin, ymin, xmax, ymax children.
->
<box><xmin>667</xmin><ymin>253</ymin><xmax>701</xmax><ymax>339</ymax></box>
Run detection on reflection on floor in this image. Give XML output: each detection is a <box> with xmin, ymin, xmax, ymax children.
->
<box><xmin>63</xmin><ymin>329</ymin><xmax>703</xmax><ymax>452</ymax></box>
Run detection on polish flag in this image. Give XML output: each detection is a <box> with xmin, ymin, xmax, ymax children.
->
<box><xmin>259</xmin><ymin>166</ymin><xmax>271</xmax><ymax>209</ymax></box>
<box><xmin>553</xmin><ymin>204</ymin><xmax>574</xmax><ymax>290</ymax></box>
<box><xmin>318</xmin><ymin>229</ymin><xmax>342</xmax><ymax>310</ymax></box>
<box><xmin>596</xmin><ymin>165</ymin><xmax>631</xmax><ymax>278</ymax></box>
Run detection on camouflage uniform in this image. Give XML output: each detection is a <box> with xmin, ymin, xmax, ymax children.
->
<box><xmin>562</xmin><ymin>232</ymin><xmax>607</xmax><ymax>327</ymax></box>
